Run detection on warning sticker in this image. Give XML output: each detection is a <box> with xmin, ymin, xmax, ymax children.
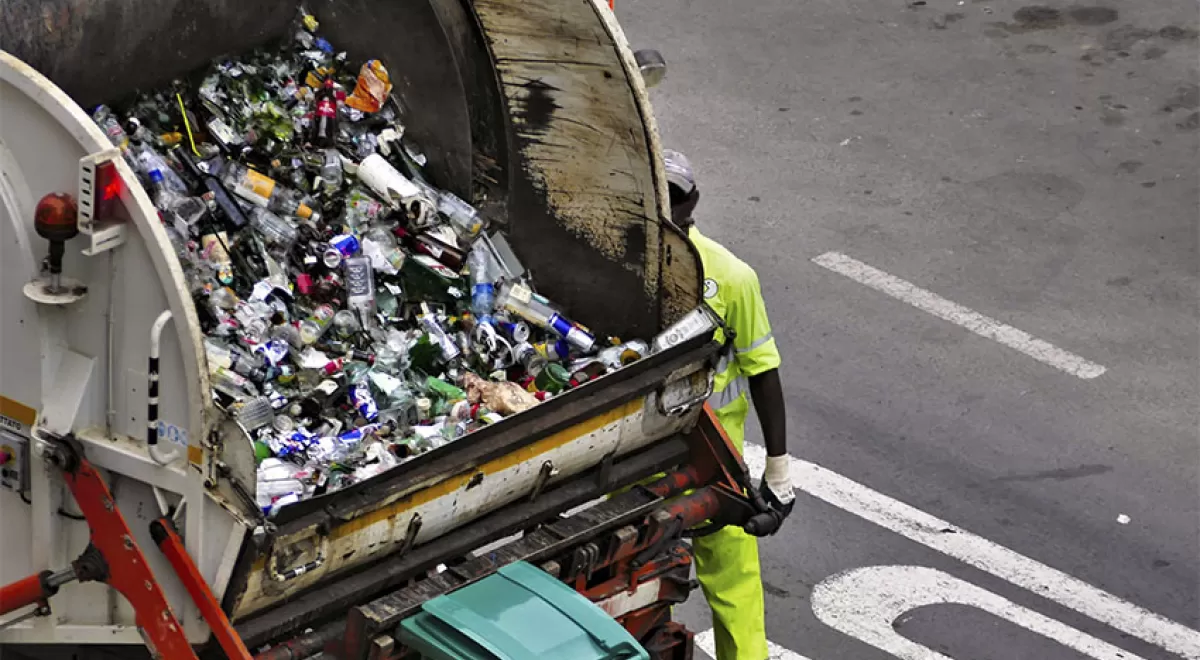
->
<box><xmin>0</xmin><ymin>396</ymin><xmax>36</xmax><ymax>436</ymax></box>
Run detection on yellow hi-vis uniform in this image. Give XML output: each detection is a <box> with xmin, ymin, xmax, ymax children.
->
<box><xmin>690</xmin><ymin>226</ymin><xmax>781</xmax><ymax>660</ymax></box>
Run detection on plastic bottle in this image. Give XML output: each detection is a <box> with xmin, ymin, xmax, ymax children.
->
<box><xmin>204</xmin><ymin>337</ymin><xmax>267</xmax><ymax>383</ymax></box>
<box><xmin>332</xmin><ymin>309</ymin><xmax>361</xmax><ymax>339</ymax></box>
<box><xmin>132</xmin><ymin>143</ymin><xmax>189</xmax><ymax>194</ymax></box>
<box><xmin>467</xmin><ymin>247</ymin><xmax>495</xmax><ymax>323</ymax></box>
<box><xmin>210</xmin><ymin>366</ymin><xmax>259</xmax><ymax>399</ymax></box>
<box><xmin>248</xmin><ymin>207</ymin><xmax>298</xmax><ymax>248</ymax></box>
<box><xmin>92</xmin><ymin>105</ymin><xmax>133</xmax><ymax>164</ymax></box>
<box><xmin>361</xmin><ymin>227</ymin><xmax>406</xmax><ymax>274</ymax></box>
<box><xmin>496</xmin><ymin>282</ymin><xmax>595</xmax><ymax>353</ymax></box>
<box><xmin>310</xmin><ymin>79</ymin><xmax>340</xmax><ymax>148</ymax></box>
<box><xmin>179</xmin><ymin>152</ymin><xmax>250</xmax><ymax>231</ymax></box>
<box><xmin>148</xmin><ymin>170</ymin><xmax>207</xmax><ymax>246</ymax></box>
<box><xmin>257</xmin><ymin>458</ymin><xmax>305</xmax><ymax>512</ymax></box>
<box><xmin>418</xmin><ymin>312</ymin><xmax>461</xmax><ymax>363</ymax></box>
<box><xmin>221</xmin><ymin>161</ymin><xmax>317</xmax><ymax>221</ymax></box>
<box><xmin>437</xmin><ymin>190</ymin><xmax>484</xmax><ymax>242</ymax></box>
<box><xmin>317</xmin><ymin>147</ymin><xmax>343</xmax><ymax>193</ymax></box>
<box><xmin>298</xmin><ymin>304</ymin><xmax>336</xmax><ymax>345</ymax></box>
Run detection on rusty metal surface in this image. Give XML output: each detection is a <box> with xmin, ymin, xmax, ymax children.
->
<box><xmin>474</xmin><ymin>0</ymin><xmax>702</xmax><ymax>339</ymax></box>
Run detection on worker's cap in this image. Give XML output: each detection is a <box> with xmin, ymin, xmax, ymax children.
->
<box><xmin>663</xmin><ymin>149</ymin><xmax>695</xmax><ymax>196</ymax></box>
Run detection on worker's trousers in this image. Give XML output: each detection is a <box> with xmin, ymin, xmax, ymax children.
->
<box><xmin>693</xmin><ymin>419</ymin><xmax>768</xmax><ymax>660</ymax></box>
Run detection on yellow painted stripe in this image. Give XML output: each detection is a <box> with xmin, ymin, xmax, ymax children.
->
<box><xmin>331</xmin><ymin>398</ymin><xmax>641</xmax><ymax>539</ymax></box>
<box><xmin>253</xmin><ymin>398</ymin><xmax>645</xmax><ymax>578</ymax></box>
<box><xmin>0</xmin><ymin>396</ymin><xmax>37</xmax><ymax>427</ymax></box>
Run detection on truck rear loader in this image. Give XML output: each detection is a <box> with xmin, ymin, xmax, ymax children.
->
<box><xmin>0</xmin><ymin>1</ymin><xmax>780</xmax><ymax>657</ymax></box>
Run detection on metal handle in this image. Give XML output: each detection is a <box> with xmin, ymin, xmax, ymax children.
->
<box><xmin>147</xmin><ymin>310</ymin><xmax>180</xmax><ymax>466</ymax></box>
<box><xmin>655</xmin><ymin>369</ymin><xmax>715</xmax><ymax>417</ymax></box>
<box><xmin>269</xmin><ymin>535</ymin><xmax>328</xmax><ymax>582</ymax></box>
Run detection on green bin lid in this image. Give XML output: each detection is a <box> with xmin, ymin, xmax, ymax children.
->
<box><xmin>397</xmin><ymin>561</ymin><xmax>649</xmax><ymax>660</ymax></box>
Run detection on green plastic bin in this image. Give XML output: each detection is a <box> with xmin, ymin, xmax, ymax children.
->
<box><xmin>397</xmin><ymin>562</ymin><xmax>650</xmax><ymax>660</ymax></box>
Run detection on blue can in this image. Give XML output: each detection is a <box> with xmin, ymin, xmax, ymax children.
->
<box><xmin>500</xmin><ymin>320</ymin><xmax>530</xmax><ymax>344</ymax></box>
<box><xmin>349</xmin><ymin>384</ymin><xmax>379</xmax><ymax>422</ymax></box>
<box><xmin>330</xmin><ymin>234</ymin><xmax>361</xmax><ymax>258</ymax></box>
<box><xmin>254</xmin><ymin>339</ymin><xmax>290</xmax><ymax>367</ymax></box>
<box><xmin>271</xmin><ymin>430</ymin><xmax>313</xmax><ymax>457</ymax></box>
<box><xmin>338</xmin><ymin>423</ymin><xmax>382</xmax><ymax>445</ymax></box>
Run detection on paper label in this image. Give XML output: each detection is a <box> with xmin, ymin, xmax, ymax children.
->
<box><xmin>235</xmin><ymin>169</ymin><xmax>276</xmax><ymax>205</ymax></box>
<box><xmin>509</xmin><ymin>283</ymin><xmax>533</xmax><ymax>305</ymax></box>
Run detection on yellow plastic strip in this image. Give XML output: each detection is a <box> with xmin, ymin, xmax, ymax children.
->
<box><xmin>176</xmin><ymin>93</ymin><xmax>202</xmax><ymax>158</ymax></box>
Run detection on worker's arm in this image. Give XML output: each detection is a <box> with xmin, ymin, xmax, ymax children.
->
<box><xmin>748</xmin><ymin>369</ymin><xmax>794</xmax><ymax>515</ymax></box>
<box><xmin>728</xmin><ymin>268</ymin><xmax>795</xmax><ymax>518</ymax></box>
<box><xmin>748</xmin><ymin>369</ymin><xmax>786</xmax><ymax>458</ymax></box>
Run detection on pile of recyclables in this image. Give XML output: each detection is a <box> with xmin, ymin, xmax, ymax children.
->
<box><xmin>94</xmin><ymin>9</ymin><xmax>659</xmax><ymax>516</ymax></box>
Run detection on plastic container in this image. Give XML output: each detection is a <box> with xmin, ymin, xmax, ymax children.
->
<box><xmin>397</xmin><ymin>562</ymin><xmax>649</xmax><ymax>660</ymax></box>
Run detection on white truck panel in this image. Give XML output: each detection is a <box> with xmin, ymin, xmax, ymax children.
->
<box><xmin>0</xmin><ymin>50</ymin><xmax>237</xmax><ymax>643</ymax></box>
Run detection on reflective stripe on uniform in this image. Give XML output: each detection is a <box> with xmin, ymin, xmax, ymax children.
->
<box><xmin>737</xmin><ymin>332</ymin><xmax>773</xmax><ymax>354</ymax></box>
<box><xmin>708</xmin><ymin>374</ymin><xmax>748</xmax><ymax>410</ymax></box>
<box><xmin>715</xmin><ymin>350</ymin><xmax>733</xmax><ymax>375</ymax></box>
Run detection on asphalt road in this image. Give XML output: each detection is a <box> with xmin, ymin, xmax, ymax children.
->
<box><xmin>616</xmin><ymin>0</ymin><xmax>1199</xmax><ymax>657</ymax></box>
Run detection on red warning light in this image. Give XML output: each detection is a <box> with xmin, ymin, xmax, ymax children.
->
<box><xmin>99</xmin><ymin>164</ymin><xmax>123</xmax><ymax>201</ymax></box>
<box><xmin>97</xmin><ymin>161</ymin><xmax>124</xmax><ymax>202</ymax></box>
<box><xmin>93</xmin><ymin>160</ymin><xmax>129</xmax><ymax>222</ymax></box>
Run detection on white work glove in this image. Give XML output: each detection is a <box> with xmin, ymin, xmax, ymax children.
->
<box><xmin>759</xmin><ymin>455</ymin><xmax>795</xmax><ymax>522</ymax></box>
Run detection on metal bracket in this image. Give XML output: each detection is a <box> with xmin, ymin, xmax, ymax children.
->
<box><xmin>595</xmin><ymin>451</ymin><xmax>617</xmax><ymax>492</ymax></box>
<box><xmin>395</xmin><ymin>513</ymin><xmax>422</xmax><ymax>557</ymax></box>
<box><xmin>78</xmin><ymin>149</ymin><xmax>129</xmax><ymax>256</ymax></box>
<box><xmin>269</xmin><ymin>535</ymin><xmax>328</xmax><ymax>582</ymax></box>
<box><xmin>528</xmin><ymin>460</ymin><xmax>558</xmax><ymax>503</ymax></box>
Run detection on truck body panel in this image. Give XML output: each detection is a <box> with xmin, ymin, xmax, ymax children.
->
<box><xmin>0</xmin><ymin>0</ymin><xmax>709</xmax><ymax>646</ymax></box>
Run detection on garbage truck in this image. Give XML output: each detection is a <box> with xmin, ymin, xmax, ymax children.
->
<box><xmin>0</xmin><ymin>0</ymin><xmax>782</xmax><ymax>658</ymax></box>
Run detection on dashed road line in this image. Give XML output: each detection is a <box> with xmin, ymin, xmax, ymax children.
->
<box><xmin>742</xmin><ymin>444</ymin><xmax>1200</xmax><ymax>659</ymax></box>
<box><xmin>811</xmin><ymin>251</ymin><xmax>1107</xmax><ymax>379</ymax></box>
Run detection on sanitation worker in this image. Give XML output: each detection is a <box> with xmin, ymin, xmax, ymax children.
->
<box><xmin>663</xmin><ymin>149</ymin><xmax>795</xmax><ymax>660</ymax></box>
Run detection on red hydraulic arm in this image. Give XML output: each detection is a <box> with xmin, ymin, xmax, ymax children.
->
<box><xmin>0</xmin><ymin>435</ymin><xmax>197</xmax><ymax>659</ymax></box>
<box><xmin>152</xmin><ymin>516</ymin><xmax>253</xmax><ymax>660</ymax></box>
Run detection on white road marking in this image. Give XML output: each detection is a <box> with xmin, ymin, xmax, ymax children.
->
<box><xmin>811</xmin><ymin>251</ymin><xmax>1107</xmax><ymax>379</ymax></box>
<box><xmin>812</xmin><ymin>565</ymin><xmax>1147</xmax><ymax>660</ymax></box>
<box><xmin>742</xmin><ymin>444</ymin><xmax>1200</xmax><ymax>659</ymax></box>
<box><xmin>694</xmin><ymin>628</ymin><xmax>813</xmax><ymax>660</ymax></box>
